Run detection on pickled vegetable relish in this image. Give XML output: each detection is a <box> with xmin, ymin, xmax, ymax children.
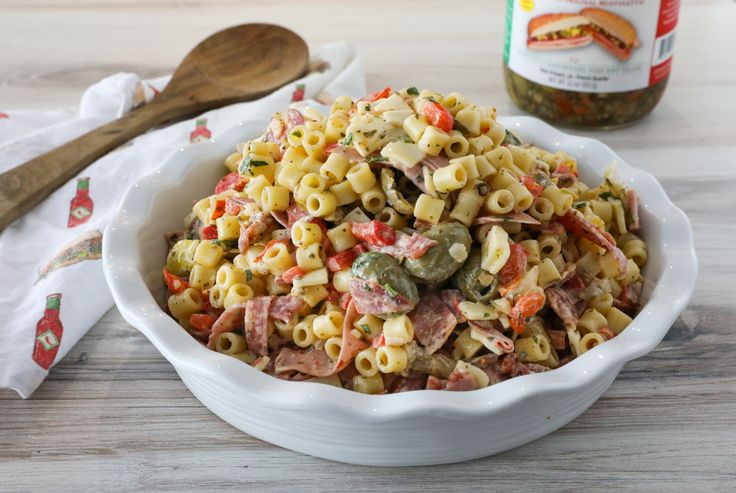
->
<box><xmin>163</xmin><ymin>87</ymin><xmax>648</xmax><ymax>394</ymax></box>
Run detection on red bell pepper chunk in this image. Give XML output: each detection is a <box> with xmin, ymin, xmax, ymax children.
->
<box><xmin>351</xmin><ymin>220</ymin><xmax>396</xmax><ymax>246</ymax></box>
<box><xmin>326</xmin><ymin>249</ymin><xmax>358</xmax><ymax>272</ymax></box>
<box><xmin>521</xmin><ymin>174</ymin><xmax>544</xmax><ymax>199</ymax></box>
<box><xmin>190</xmin><ymin>313</ymin><xmax>217</xmax><ymax>332</ymax></box>
<box><xmin>372</xmin><ymin>333</ymin><xmax>386</xmax><ymax>348</ymax></box>
<box><xmin>254</xmin><ymin>239</ymin><xmax>288</xmax><ymax>263</ymax></box>
<box><xmin>499</xmin><ymin>243</ymin><xmax>528</xmax><ymax>288</ymax></box>
<box><xmin>351</xmin><ymin>243</ymin><xmax>368</xmax><ymax>256</ymax></box>
<box><xmin>367</xmin><ymin>86</ymin><xmax>391</xmax><ymax>102</ymax></box>
<box><xmin>281</xmin><ymin>266</ymin><xmax>306</xmax><ymax>284</ymax></box>
<box><xmin>211</xmin><ymin>199</ymin><xmax>226</xmax><ymax>221</ymax></box>
<box><xmin>215</xmin><ymin>172</ymin><xmax>247</xmax><ymax>194</ymax></box>
<box><xmin>420</xmin><ymin>101</ymin><xmax>454</xmax><ymax>133</ymax></box>
<box><xmin>201</xmin><ymin>224</ymin><xmax>218</xmax><ymax>240</ymax></box>
<box><xmin>163</xmin><ymin>268</ymin><xmax>189</xmax><ymax>294</ymax></box>
<box><xmin>509</xmin><ymin>291</ymin><xmax>545</xmax><ymax>334</ymax></box>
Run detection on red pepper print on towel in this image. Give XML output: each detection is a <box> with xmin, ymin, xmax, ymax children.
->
<box><xmin>291</xmin><ymin>83</ymin><xmax>306</xmax><ymax>102</ymax></box>
<box><xmin>36</xmin><ymin>229</ymin><xmax>102</xmax><ymax>283</ymax></box>
<box><xmin>67</xmin><ymin>177</ymin><xmax>94</xmax><ymax>227</ymax></box>
<box><xmin>0</xmin><ymin>112</ymin><xmax>8</xmax><ymax>119</ymax></box>
<box><xmin>190</xmin><ymin>118</ymin><xmax>212</xmax><ymax>144</ymax></box>
<box><xmin>32</xmin><ymin>294</ymin><xmax>64</xmax><ymax>370</ymax></box>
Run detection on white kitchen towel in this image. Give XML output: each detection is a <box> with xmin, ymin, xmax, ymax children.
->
<box><xmin>0</xmin><ymin>42</ymin><xmax>366</xmax><ymax>398</ymax></box>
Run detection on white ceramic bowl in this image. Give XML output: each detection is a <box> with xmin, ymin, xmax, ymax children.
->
<box><xmin>103</xmin><ymin>116</ymin><xmax>697</xmax><ymax>466</ymax></box>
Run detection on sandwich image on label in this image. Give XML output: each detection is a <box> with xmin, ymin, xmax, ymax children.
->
<box><xmin>582</xmin><ymin>8</ymin><xmax>640</xmax><ymax>61</ymax></box>
<box><xmin>527</xmin><ymin>14</ymin><xmax>592</xmax><ymax>50</ymax></box>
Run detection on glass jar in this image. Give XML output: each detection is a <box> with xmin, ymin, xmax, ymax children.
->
<box><xmin>503</xmin><ymin>0</ymin><xmax>681</xmax><ymax>128</ymax></box>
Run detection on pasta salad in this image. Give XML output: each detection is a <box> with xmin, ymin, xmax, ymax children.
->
<box><xmin>163</xmin><ymin>87</ymin><xmax>647</xmax><ymax>394</ymax></box>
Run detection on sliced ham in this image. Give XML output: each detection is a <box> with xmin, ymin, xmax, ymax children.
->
<box><xmin>445</xmin><ymin>366</ymin><xmax>478</xmax><ymax>392</ymax></box>
<box><xmin>325</xmin><ymin>143</ymin><xmax>363</xmax><ymax>163</ymax></box>
<box><xmin>408</xmin><ymin>294</ymin><xmax>457</xmax><ymax>354</ymax></box>
<box><xmin>285</xmin><ymin>108</ymin><xmax>305</xmax><ymax>131</ymax></box>
<box><xmin>420</xmin><ymin>155</ymin><xmax>449</xmax><ymax>170</ymax></box>
<box><xmin>545</xmin><ymin>287</ymin><xmax>581</xmax><ymax>328</ymax></box>
<box><xmin>627</xmin><ymin>189</ymin><xmax>641</xmax><ymax>232</ymax></box>
<box><xmin>245</xmin><ymin>296</ymin><xmax>272</xmax><ymax>356</ymax></box>
<box><xmin>472</xmin><ymin>211</ymin><xmax>541</xmax><ymax>226</ymax></box>
<box><xmin>559</xmin><ymin>210</ymin><xmax>627</xmax><ymax>276</ymax></box>
<box><xmin>438</xmin><ymin>289</ymin><xmax>466</xmax><ymax>323</ymax></box>
<box><xmin>286</xmin><ymin>201</ymin><xmax>309</xmax><ymax>228</ymax></box>
<box><xmin>468</xmin><ymin>321</ymin><xmax>515</xmax><ymax>354</ymax></box>
<box><xmin>270</xmin><ymin>210</ymin><xmax>289</xmax><ymax>229</ymax></box>
<box><xmin>401</xmin><ymin>164</ymin><xmax>430</xmax><ymax>194</ymax></box>
<box><xmin>207</xmin><ymin>304</ymin><xmax>245</xmax><ymax>350</ymax></box>
<box><xmin>348</xmin><ymin>278</ymin><xmax>415</xmax><ymax>316</ymax></box>
<box><xmin>275</xmin><ymin>300</ymin><xmax>368</xmax><ymax>377</ymax></box>
<box><xmin>269</xmin><ymin>295</ymin><xmax>309</xmax><ymax>324</ymax></box>
<box><xmin>238</xmin><ymin>212</ymin><xmax>274</xmax><ymax>253</ymax></box>
<box><xmin>364</xmin><ymin>231</ymin><xmax>437</xmax><ymax>260</ymax></box>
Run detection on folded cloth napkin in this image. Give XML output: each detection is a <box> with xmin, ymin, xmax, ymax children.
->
<box><xmin>0</xmin><ymin>42</ymin><xmax>366</xmax><ymax>398</ymax></box>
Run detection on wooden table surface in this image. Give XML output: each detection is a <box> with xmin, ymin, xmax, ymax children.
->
<box><xmin>2</xmin><ymin>0</ymin><xmax>735</xmax><ymax>491</ymax></box>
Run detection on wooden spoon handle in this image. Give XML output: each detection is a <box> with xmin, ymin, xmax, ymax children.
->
<box><xmin>0</xmin><ymin>95</ymin><xmax>184</xmax><ymax>230</ymax></box>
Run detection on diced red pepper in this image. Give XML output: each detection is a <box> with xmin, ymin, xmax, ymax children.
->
<box><xmin>282</xmin><ymin>265</ymin><xmax>306</xmax><ymax>284</ymax></box>
<box><xmin>339</xmin><ymin>293</ymin><xmax>352</xmax><ymax>311</ymax></box>
<box><xmin>326</xmin><ymin>249</ymin><xmax>358</xmax><ymax>272</ymax></box>
<box><xmin>215</xmin><ymin>172</ymin><xmax>247</xmax><ymax>194</ymax></box>
<box><xmin>521</xmin><ymin>174</ymin><xmax>544</xmax><ymax>199</ymax></box>
<box><xmin>253</xmin><ymin>239</ymin><xmax>288</xmax><ymax>263</ymax></box>
<box><xmin>351</xmin><ymin>220</ymin><xmax>396</xmax><ymax>246</ymax></box>
<box><xmin>201</xmin><ymin>224</ymin><xmax>218</xmax><ymax>240</ymax></box>
<box><xmin>372</xmin><ymin>333</ymin><xmax>386</xmax><ymax>348</ymax></box>
<box><xmin>190</xmin><ymin>313</ymin><xmax>217</xmax><ymax>332</ymax></box>
<box><xmin>211</xmin><ymin>199</ymin><xmax>226</xmax><ymax>221</ymax></box>
<box><xmin>163</xmin><ymin>268</ymin><xmax>189</xmax><ymax>294</ymax></box>
<box><xmin>499</xmin><ymin>243</ymin><xmax>529</xmax><ymax>288</ymax></box>
<box><xmin>554</xmin><ymin>163</ymin><xmax>578</xmax><ymax>177</ymax></box>
<box><xmin>509</xmin><ymin>291</ymin><xmax>545</xmax><ymax>334</ymax></box>
<box><xmin>351</xmin><ymin>243</ymin><xmax>368</xmax><ymax>256</ymax></box>
<box><xmin>367</xmin><ymin>86</ymin><xmax>391</xmax><ymax>102</ymax></box>
<box><xmin>420</xmin><ymin>101</ymin><xmax>454</xmax><ymax>133</ymax></box>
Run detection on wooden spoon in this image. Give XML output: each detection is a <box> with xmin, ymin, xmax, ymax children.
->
<box><xmin>0</xmin><ymin>23</ymin><xmax>309</xmax><ymax>230</ymax></box>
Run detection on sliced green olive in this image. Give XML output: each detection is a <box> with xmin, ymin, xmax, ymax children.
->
<box><xmin>380</xmin><ymin>168</ymin><xmax>414</xmax><ymax>215</ymax></box>
<box><xmin>403</xmin><ymin>222</ymin><xmax>472</xmax><ymax>284</ymax></box>
<box><xmin>166</xmin><ymin>239</ymin><xmax>200</xmax><ymax>277</ymax></box>
<box><xmin>453</xmin><ymin>248</ymin><xmax>498</xmax><ymax>303</ymax></box>
<box><xmin>352</xmin><ymin>252</ymin><xmax>419</xmax><ymax>308</ymax></box>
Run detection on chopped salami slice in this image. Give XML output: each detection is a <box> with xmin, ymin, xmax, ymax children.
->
<box><xmin>270</xmin><ymin>210</ymin><xmax>289</xmax><ymax>229</ymax></box>
<box><xmin>498</xmin><ymin>354</ymin><xmax>533</xmax><ymax>378</ymax></box>
<box><xmin>547</xmin><ymin>329</ymin><xmax>568</xmax><ymax>351</ymax></box>
<box><xmin>469</xmin><ymin>321</ymin><xmax>515</xmax><ymax>354</ymax></box>
<box><xmin>269</xmin><ymin>295</ymin><xmax>309</xmax><ymax>324</ymax></box>
<box><xmin>559</xmin><ymin>210</ymin><xmax>627</xmax><ymax>276</ymax></box>
<box><xmin>325</xmin><ymin>143</ymin><xmax>363</xmax><ymax>163</ymax></box>
<box><xmin>426</xmin><ymin>375</ymin><xmax>447</xmax><ymax>390</ymax></box>
<box><xmin>238</xmin><ymin>212</ymin><xmax>274</xmax><ymax>253</ymax></box>
<box><xmin>472</xmin><ymin>211</ymin><xmax>541</xmax><ymax>226</ymax></box>
<box><xmin>408</xmin><ymin>294</ymin><xmax>457</xmax><ymax>354</ymax></box>
<box><xmin>545</xmin><ymin>287</ymin><xmax>581</xmax><ymax>329</ymax></box>
<box><xmin>627</xmin><ymin>189</ymin><xmax>641</xmax><ymax>233</ymax></box>
<box><xmin>286</xmin><ymin>201</ymin><xmax>309</xmax><ymax>228</ymax></box>
<box><xmin>348</xmin><ymin>278</ymin><xmax>415</xmax><ymax>316</ymax></box>
<box><xmin>285</xmin><ymin>108</ymin><xmax>305</xmax><ymax>131</ymax></box>
<box><xmin>390</xmin><ymin>374</ymin><xmax>427</xmax><ymax>393</ymax></box>
<box><xmin>438</xmin><ymin>289</ymin><xmax>466</xmax><ymax>323</ymax></box>
<box><xmin>364</xmin><ymin>231</ymin><xmax>437</xmax><ymax>260</ymax></box>
<box><xmin>207</xmin><ymin>304</ymin><xmax>245</xmax><ymax>350</ymax></box>
<box><xmin>244</xmin><ymin>296</ymin><xmax>272</xmax><ymax>357</ymax></box>
<box><xmin>275</xmin><ymin>300</ymin><xmax>368</xmax><ymax>377</ymax></box>
<box><xmin>401</xmin><ymin>164</ymin><xmax>430</xmax><ymax>194</ymax></box>
<box><xmin>420</xmin><ymin>154</ymin><xmax>449</xmax><ymax>170</ymax></box>
<box><xmin>445</xmin><ymin>367</ymin><xmax>478</xmax><ymax>392</ymax></box>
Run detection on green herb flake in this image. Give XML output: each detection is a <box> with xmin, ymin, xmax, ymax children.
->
<box><xmin>363</xmin><ymin>129</ymin><xmax>377</xmax><ymax>137</ymax></box>
<box><xmin>407</xmin><ymin>86</ymin><xmax>419</xmax><ymax>96</ymax></box>
<box><xmin>343</xmin><ymin>133</ymin><xmax>353</xmax><ymax>145</ymax></box>
<box><xmin>384</xmin><ymin>283</ymin><xmax>399</xmax><ymax>297</ymax></box>
<box><xmin>291</xmin><ymin>130</ymin><xmax>303</xmax><ymax>138</ymax></box>
<box><xmin>245</xmin><ymin>269</ymin><xmax>253</xmax><ymax>281</ymax></box>
<box><xmin>360</xmin><ymin>323</ymin><xmax>371</xmax><ymax>334</ymax></box>
<box><xmin>573</xmin><ymin>201</ymin><xmax>586</xmax><ymax>210</ymax></box>
<box><xmin>363</xmin><ymin>283</ymin><xmax>372</xmax><ymax>292</ymax></box>
<box><xmin>599</xmin><ymin>191</ymin><xmax>613</xmax><ymax>200</ymax></box>
<box><xmin>250</xmin><ymin>160</ymin><xmax>269</xmax><ymax>167</ymax></box>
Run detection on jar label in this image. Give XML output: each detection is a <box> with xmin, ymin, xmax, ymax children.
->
<box><xmin>504</xmin><ymin>0</ymin><xmax>680</xmax><ymax>93</ymax></box>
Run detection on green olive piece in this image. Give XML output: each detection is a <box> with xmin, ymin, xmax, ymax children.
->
<box><xmin>403</xmin><ymin>222</ymin><xmax>472</xmax><ymax>284</ymax></box>
<box><xmin>352</xmin><ymin>252</ymin><xmax>419</xmax><ymax>307</ymax></box>
<box><xmin>166</xmin><ymin>239</ymin><xmax>200</xmax><ymax>277</ymax></box>
<box><xmin>453</xmin><ymin>248</ymin><xmax>498</xmax><ymax>303</ymax></box>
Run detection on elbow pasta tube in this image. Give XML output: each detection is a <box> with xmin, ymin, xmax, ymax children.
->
<box><xmin>382</xmin><ymin>315</ymin><xmax>414</xmax><ymax>346</ymax></box>
<box><xmin>209</xmin><ymin>285</ymin><xmax>226</xmax><ymax>309</ymax></box>
<box><xmin>516</xmin><ymin>335</ymin><xmax>552</xmax><ymax>363</ymax></box>
<box><xmin>329</xmin><ymin>179</ymin><xmax>360</xmax><ymax>206</ymax></box>
<box><xmin>345</xmin><ymin>162</ymin><xmax>377</xmax><ymax>193</ymax></box>
<box><xmin>216</xmin><ymin>332</ymin><xmax>247</xmax><ymax>355</ymax></box>
<box><xmin>490</xmin><ymin>168</ymin><xmax>518</xmax><ymax>190</ymax></box>
<box><xmin>418</xmin><ymin>126</ymin><xmax>450</xmax><ymax>156</ymax></box>
<box><xmin>537</xmin><ymin>258</ymin><xmax>561</xmax><ymax>287</ymax></box>
<box><xmin>332</xmin><ymin>269</ymin><xmax>353</xmax><ymax>293</ymax></box>
<box><xmin>295</xmin><ymin>173</ymin><xmax>327</xmax><ymax>203</ymax></box>
<box><xmin>189</xmin><ymin>264</ymin><xmax>217</xmax><ymax>290</ymax></box>
<box><xmin>487</xmin><ymin>120</ymin><xmax>506</xmax><ymax>146</ymax></box>
<box><xmin>224</xmin><ymin>152</ymin><xmax>243</xmax><ymax>172</ymax></box>
<box><xmin>361</xmin><ymin>185</ymin><xmax>387</xmax><ymax>214</ymax></box>
<box><xmin>507</xmin><ymin>181</ymin><xmax>534</xmax><ymax>212</ymax></box>
<box><xmin>320</xmin><ymin>153</ymin><xmax>350</xmax><ymax>183</ymax></box>
<box><xmin>443</xmin><ymin>130</ymin><xmax>470</xmax><ymax>158</ymax></box>
<box><xmin>352</xmin><ymin>374</ymin><xmax>384</xmax><ymax>394</ymax></box>
<box><xmin>578</xmin><ymin>309</ymin><xmax>608</xmax><ymax>334</ymax></box>
<box><xmin>589</xmin><ymin>292</ymin><xmax>614</xmax><ymax>315</ymax></box>
<box><xmin>580</xmin><ymin>332</ymin><xmax>606</xmax><ymax>353</ymax></box>
<box><xmin>606</xmin><ymin>307</ymin><xmax>633</xmax><ymax>335</ymax></box>
<box><xmin>324</xmin><ymin>336</ymin><xmax>343</xmax><ymax>361</ymax></box>
<box><xmin>216</xmin><ymin>263</ymin><xmax>246</xmax><ymax>291</ymax></box>
<box><xmin>327</xmin><ymin>223</ymin><xmax>358</xmax><ymax>252</ymax></box>
<box><xmin>261</xmin><ymin>186</ymin><xmax>290</xmax><ymax>212</ymax></box>
<box><xmin>519</xmin><ymin>239</ymin><xmax>541</xmax><ymax>265</ymax></box>
<box><xmin>292</xmin><ymin>315</ymin><xmax>317</xmax><ymax>347</ymax></box>
<box><xmin>541</xmin><ymin>185</ymin><xmax>573</xmax><ymax>215</ymax></box>
<box><xmin>375</xmin><ymin>207</ymin><xmax>406</xmax><ymax>230</ymax></box>
<box><xmin>168</xmin><ymin>288</ymin><xmax>203</xmax><ymax>322</ymax></box>
<box><xmin>291</xmin><ymin>220</ymin><xmax>323</xmax><ymax>247</ymax></box>
<box><xmin>529</xmin><ymin>197</ymin><xmax>555</xmax><ymax>222</ymax></box>
<box><xmin>353</xmin><ymin>314</ymin><xmax>383</xmax><ymax>339</ymax></box>
<box><xmin>481</xmin><ymin>225</ymin><xmax>511</xmax><ymax>274</ymax></box>
<box><xmin>623</xmin><ymin>238</ymin><xmax>648</xmax><ymax>267</ymax></box>
<box><xmin>474</xmin><ymin>155</ymin><xmax>497</xmax><ymax>179</ymax></box>
<box><xmin>355</xmin><ymin>348</ymin><xmax>379</xmax><ymax>377</ymax></box>
<box><xmin>433</xmin><ymin>163</ymin><xmax>468</xmax><ymax>193</ymax></box>
<box><xmin>306</xmin><ymin>192</ymin><xmax>337</xmax><ymax>217</ymax></box>
<box><xmin>485</xmin><ymin>189</ymin><xmax>515</xmax><ymax>214</ymax></box>
<box><xmin>224</xmin><ymin>283</ymin><xmax>254</xmax><ymax>309</ymax></box>
<box><xmin>261</xmin><ymin>242</ymin><xmax>293</xmax><ymax>276</ymax></box>
<box><xmin>454</xmin><ymin>107</ymin><xmax>481</xmax><ymax>135</ymax></box>
<box><xmin>292</xmin><ymin>268</ymin><xmax>328</xmax><ymax>288</ymax></box>
<box><xmin>302</xmin><ymin>130</ymin><xmax>326</xmax><ymax>158</ymax></box>
<box><xmin>450</xmin><ymin>180</ymin><xmax>486</xmax><ymax>227</ymax></box>
<box><xmin>414</xmin><ymin>194</ymin><xmax>445</xmax><ymax>224</ymax></box>
<box><xmin>296</xmin><ymin>243</ymin><xmax>324</xmax><ymax>270</ymax></box>
<box><xmin>376</xmin><ymin>345</ymin><xmax>408</xmax><ymax>374</ymax></box>
<box><xmin>538</xmin><ymin>234</ymin><xmax>562</xmax><ymax>259</ymax></box>
<box><xmin>484</xmin><ymin>146</ymin><xmax>513</xmax><ymax>170</ymax></box>
<box><xmin>312</xmin><ymin>311</ymin><xmax>344</xmax><ymax>339</ymax></box>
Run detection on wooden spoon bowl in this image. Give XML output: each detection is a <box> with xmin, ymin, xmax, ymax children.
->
<box><xmin>0</xmin><ymin>23</ymin><xmax>309</xmax><ymax>230</ymax></box>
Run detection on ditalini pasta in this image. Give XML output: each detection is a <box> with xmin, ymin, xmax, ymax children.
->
<box><xmin>163</xmin><ymin>87</ymin><xmax>648</xmax><ymax>394</ymax></box>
